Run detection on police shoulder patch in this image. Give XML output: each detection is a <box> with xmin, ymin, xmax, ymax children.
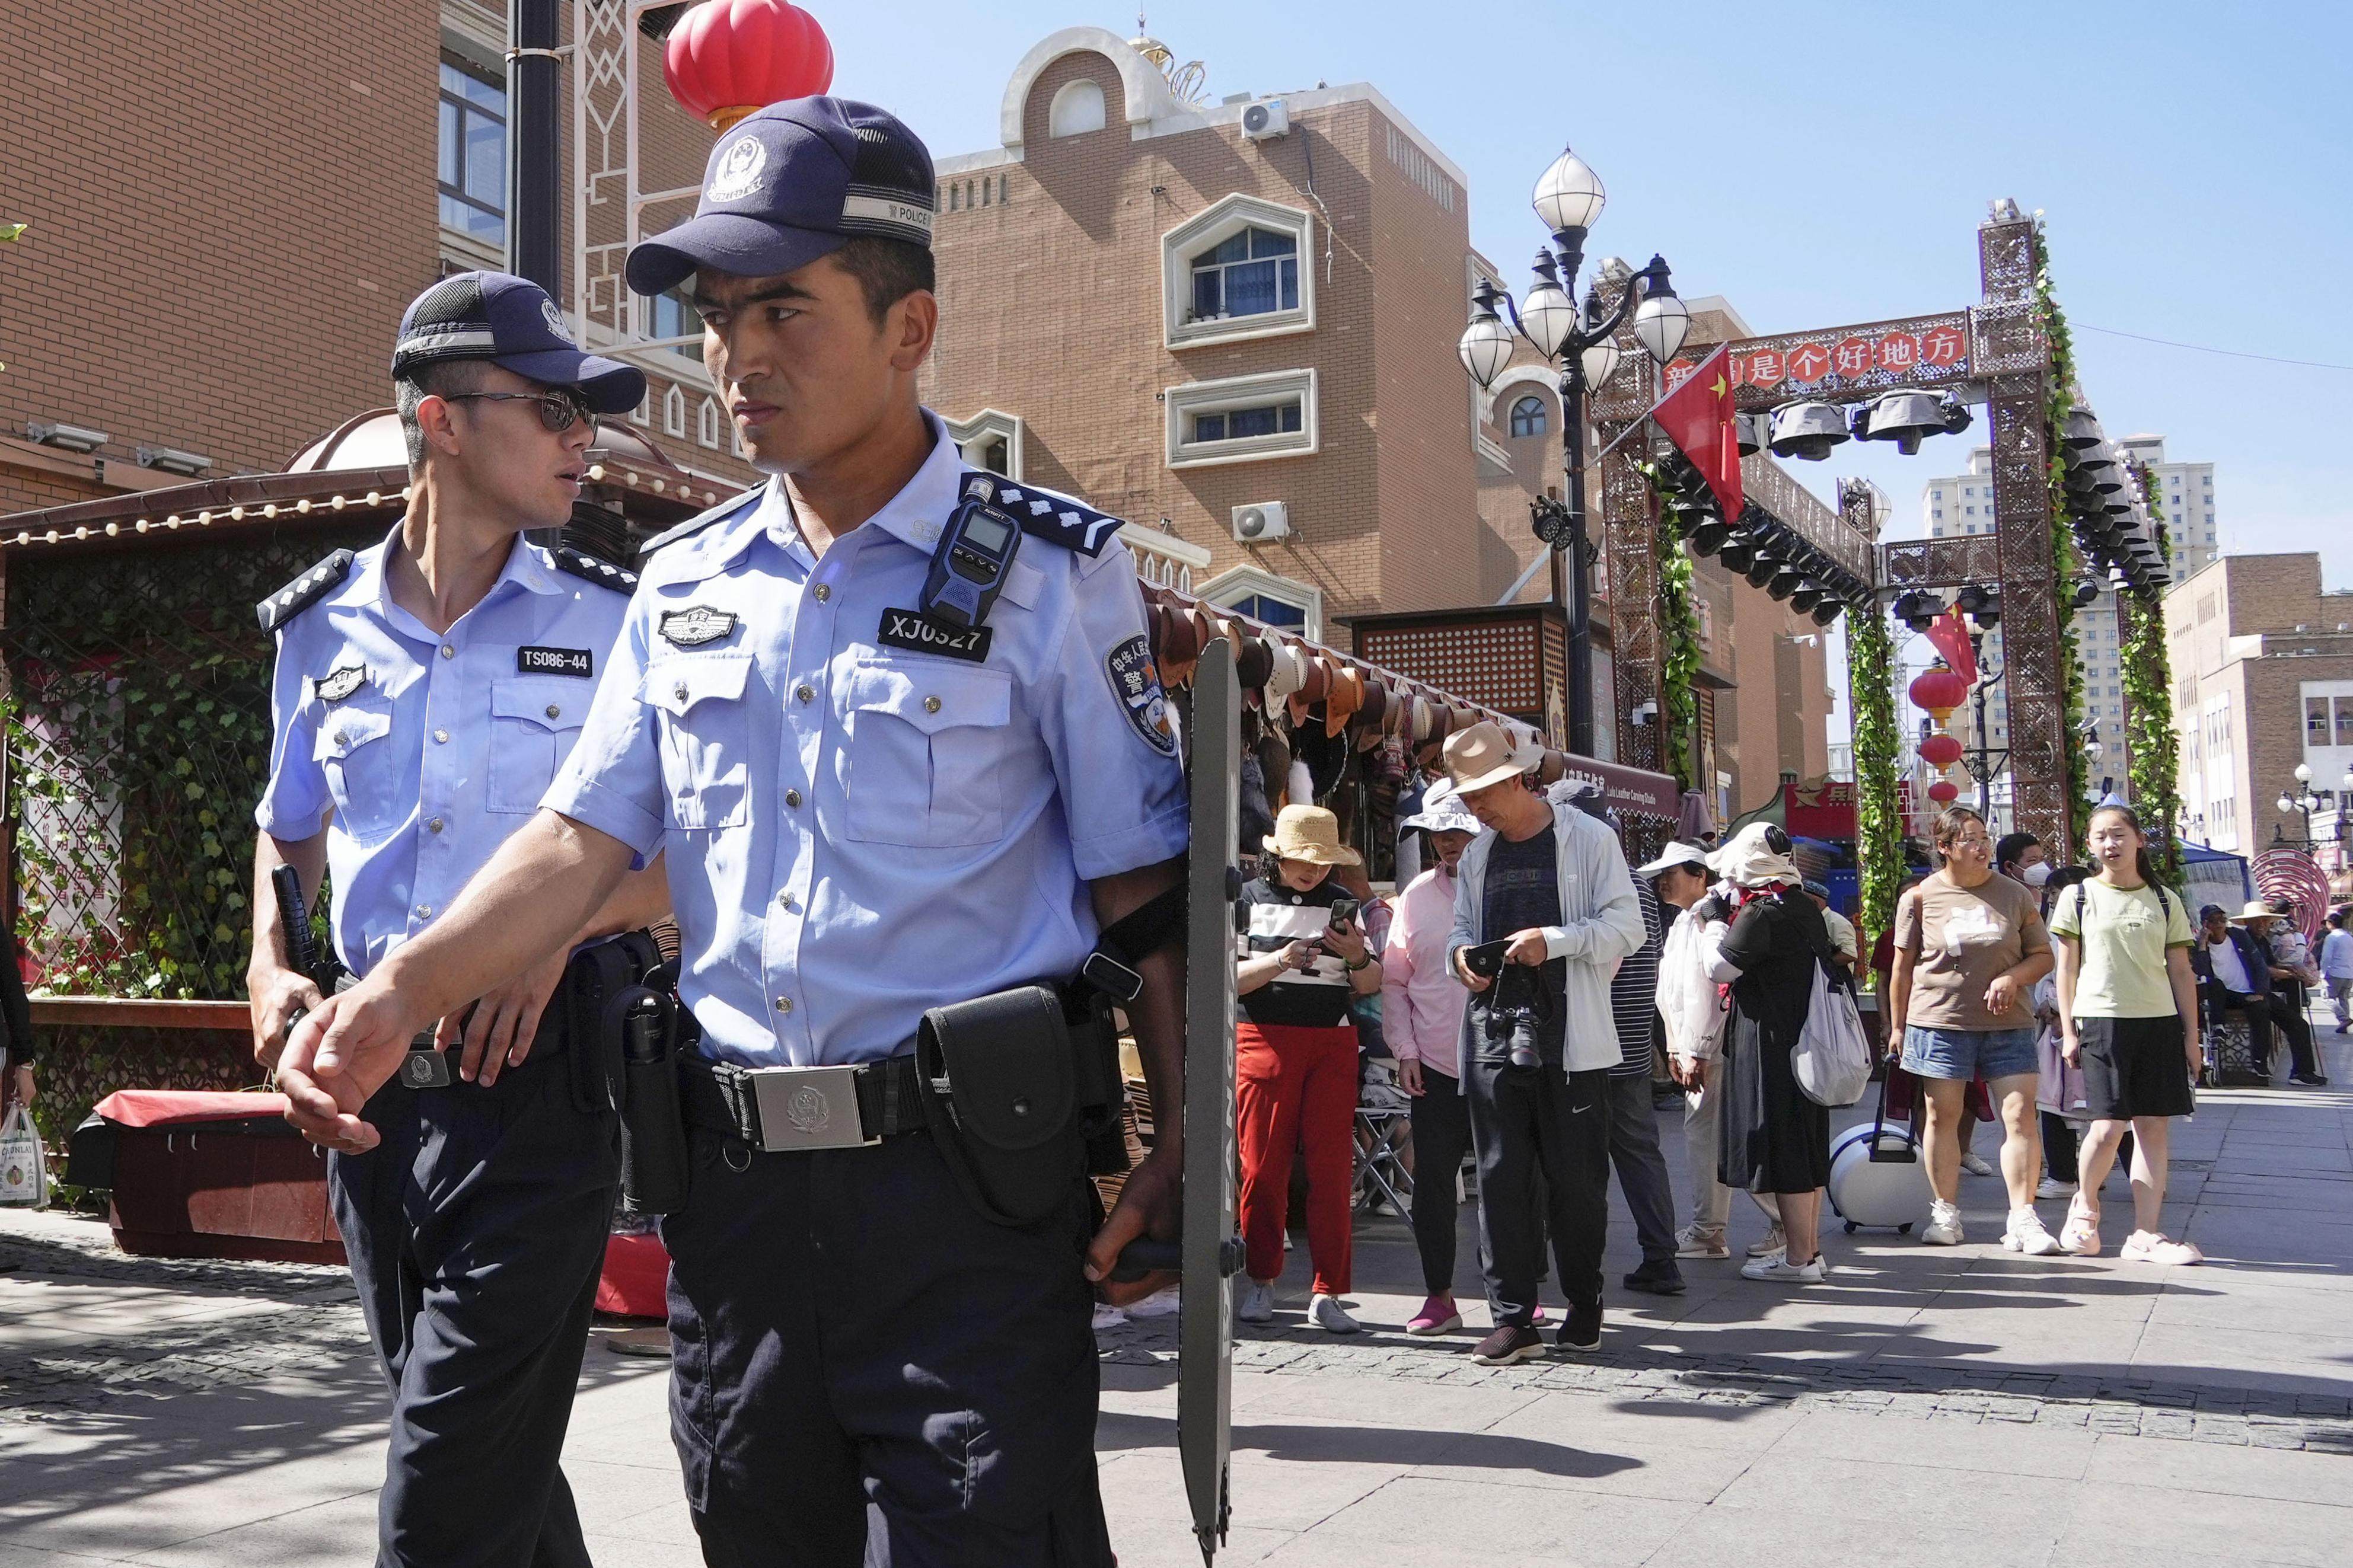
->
<box><xmin>1104</xmin><ymin>633</ymin><xmax>1178</xmax><ymax>758</ymax></box>
<box><xmin>551</xmin><ymin>545</ymin><xmax>639</xmax><ymax>595</ymax></box>
<box><xmin>961</xmin><ymin>470</ymin><xmax>1124</xmax><ymax>558</ymax></box>
<box><xmin>256</xmin><ymin>550</ymin><xmax>357</xmax><ymax>633</ymax></box>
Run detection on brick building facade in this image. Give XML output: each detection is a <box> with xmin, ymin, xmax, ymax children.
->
<box><xmin>0</xmin><ymin>0</ymin><xmax>757</xmax><ymax>519</ymax></box>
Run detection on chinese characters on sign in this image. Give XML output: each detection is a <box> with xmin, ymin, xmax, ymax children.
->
<box><xmin>1663</xmin><ymin>314</ymin><xmax>1973</xmax><ymax>405</ymax></box>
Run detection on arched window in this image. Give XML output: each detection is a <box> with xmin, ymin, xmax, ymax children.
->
<box><xmin>697</xmin><ymin>397</ymin><xmax>721</xmax><ymax>449</ymax></box>
<box><xmin>1048</xmin><ymin>78</ymin><xmax>1106</xmax><ymax>138</ymax></box>
<box><xmin>1509</xmin><ymin>395</ymin><xmax>1548</xmax><ymax>438</ymax></box>
<box><xmin>662</xmin><ymin>384</ymin><xmax>686</xmax><ymax>437</ymax></box>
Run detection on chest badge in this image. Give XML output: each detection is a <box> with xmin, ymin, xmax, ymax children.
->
<box><xmin>1105</xmin><ymin>634</ymin><xmax>1178</xmax><ymax>758</ymax></box>
<box><xmin>659</xmin><ymin>606</ymin><xmax>739</xmax><ymax>647</ymax></box>
<box><xmin>877</xmin><ymin>606</ymin><xmax>993</xmax><ymax>663</ymax></box>
<box><xmin>315</xmin><ymin>665</ymin><xmax>366</xmax><ymax>704</ymax></box>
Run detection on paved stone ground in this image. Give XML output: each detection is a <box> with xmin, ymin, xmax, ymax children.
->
<box><xmin>2</xmin><ymin>1025</ymin><xmax>2349</xmax><ymax>1566</ymax></box>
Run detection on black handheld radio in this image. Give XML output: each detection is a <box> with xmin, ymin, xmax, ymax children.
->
<box><xmin>920</xmin><ymin>492</ymin><xmax>1024</xmax><ymax>630</ymax></box>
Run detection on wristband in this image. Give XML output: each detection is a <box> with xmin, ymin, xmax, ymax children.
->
<box><xmin>1344</xmin><ymin>953</ymin><xmax>1373</xmax><ymax>973</ymax></box>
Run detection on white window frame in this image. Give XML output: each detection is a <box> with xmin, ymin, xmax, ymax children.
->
<box><xmin>697</xmin><ymin>397</ymin><xmax>722</xmax><ymax>448</ymax></box>
<box><xmin>1048</xmin><ymin>77</ymin><xmax>1106</xmax><ymax>138</ymax></box>
<box><xmin>1161</xmin><ymin>194</ymin><xmax>1316</xmax><ymax>350</ymax></box>
<box><xmin>1198</xmin><ymin>563</ymin><xmax>1325</xmax><ymax>643</ymax></box>
<box><xmin>1165</xmin><ymin>369</ymin><xmax>1318</xmax><ymax>469</ymax></box>
<box><xmin>945</xmin><ymin>408</ymin><xmax>1025</xmax><ymax>480</ymax></box>
<box><xmin>663</xmin><ymin>384</ymin><xmax>686</xmax><ymax>438</ymax></box>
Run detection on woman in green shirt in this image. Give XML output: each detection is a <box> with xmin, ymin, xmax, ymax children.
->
<box><xmin>2049</xmin><ymin>804</ymin><xmax>2203</xmax><ymax>1263</ymax></box>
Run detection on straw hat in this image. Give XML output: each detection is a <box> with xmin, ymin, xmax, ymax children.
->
<box><xmin>2230</xmin><ymin>900</ymin><xmax>2279</xmax><ymax>925</ymax></box>
<box><xmin>1442</xmin><ymin>720</ymin><xmax>1526</xmax><ymax>796</ymax></box>
<box><xmin>1262</xmin><ymin>803</ymin><xmax>1362</xmax><ymax>866</ymax></box>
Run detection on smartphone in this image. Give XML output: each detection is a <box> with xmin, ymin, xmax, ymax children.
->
<box><xmin>1326</xmin><ymin>896</ymin><xmax>1360</xmax><ymax>931</ymax></box>
<box><xmin>1463</xmin><ymin>938</ymin><xmax>1511</xmax><ymax>979</ymax></box>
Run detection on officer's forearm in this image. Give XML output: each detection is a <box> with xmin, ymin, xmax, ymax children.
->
<box><xmin>376</xmin><ymin>810</ymin><xmax>633</xmax><ymax>1026</ymax></box>
<box><xmin>1093</xmin><ymin>857</ymin><xmax>1185</xmax><ymax>1161</ymax></box>
<box><xmin>574</xmin><ymin>855</ymin><xmax>672</xmax><ymax>946</ymax></box>
<box><xmin>248</xmin><ymin>831</ymin><xmax>327</xmax><ymax>982</ymax></box>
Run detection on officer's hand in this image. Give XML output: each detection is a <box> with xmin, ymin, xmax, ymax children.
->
<box><xmin>248</xmin><ymin>965</ymin><xmax>324</xmax><ymax>1072</ymax></box>
<box><xmin>442</xmin><ymin>944</ymin><xmax>570</xmax><ymax>1087</ymax></box>
<box><xmin>1397</xmin><ymin>1058</ymin><xmax>1425</xmax><ymax>1097</ymax></box>
<box><xmin>1505</xmin><ymin>928</ymin><xmax>1552</xmax><ymax>967</ymax></box>
<box><xmin>1452</xmin><ymin>949</ymin><xmax>1491</xmax><ymax>993</ymax></box>
<box><xmin>279</xmin><ymin>983</ymin><xmax>424</xmax><ymax>1151</ymax></box>
<box><xmin>1085</xmin><ymin>1143</ymin><xmax>1179</xmax><ymax>1294</ymax></box>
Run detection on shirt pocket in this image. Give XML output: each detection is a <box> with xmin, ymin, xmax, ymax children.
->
<box><xmin>645</xmin><ymin>654</ymin><xmax>755</xmax><ymax>831</ymax></box>
<box><xmin>311</xmin><ymin>702</ymin><xmax>398</xmax><ymax>841</ymax></box>
<box><xmin>840</xmin><ymin>660</ymin><xmax>1015</xmax><ymax>848</ymax></box>
<box><xmin>486</xmin><ymin>677</ymin><xmax>589</xmax><ymax>815</ymax></box>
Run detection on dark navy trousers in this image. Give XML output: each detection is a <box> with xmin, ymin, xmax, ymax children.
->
<box><xmin>658</xmin><ymin>1125</ymin><xmax>1114</xmax><ymax>1567</ymax></box>
<box><xmin>329</xmin><ymin>1049</ymin><xmax>620</xmax><ymax>1568</ymax></box>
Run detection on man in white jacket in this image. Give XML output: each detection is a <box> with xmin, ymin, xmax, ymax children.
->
<box><xmin>1443</xmin><ymin>724</ymin><xmax>1646</xmax><ymax>1365</ymax></box>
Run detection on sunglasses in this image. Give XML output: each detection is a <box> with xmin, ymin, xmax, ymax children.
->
<box><xmin>444</xmin><ymin>391</ymin><xmax>598</xmax><ymax>434</ymax></box>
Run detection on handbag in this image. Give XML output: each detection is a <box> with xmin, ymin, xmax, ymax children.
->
<box><xmin>0</xmin><ymin>1102</ymin><xmax>46</xmax><ymax>1207</ymax></box>
<box><xmin>1794</xmin><ymin>954</ymin><xmax>1873</xmax><ymax>1108</ymax></box>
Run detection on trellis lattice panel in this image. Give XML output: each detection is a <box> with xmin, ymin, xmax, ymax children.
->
<box><xmin>1601</xmin><ymin>433</ymin><xmax>1662</xmax><ymax>774</ymax></box>
<box><xmin>1988</xmin><ymin>368</ymin><xmax>2069</xmax><ymax>859</ymax></box>
<box><xmin>1354</xmin><ymin>617</ymin><xmax>1547</xmax><ymax>716</ymax></box>
<box><xmin>1880</xmin><ymin>536</ymin><xmax>2004</xmax><ymax>590</ymax></box>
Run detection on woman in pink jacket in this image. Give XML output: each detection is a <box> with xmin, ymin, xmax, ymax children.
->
<box><xmin>1382</xmin><ymin>784</ymin><xmax>1482</xmax><ymax>1336</ymax></box>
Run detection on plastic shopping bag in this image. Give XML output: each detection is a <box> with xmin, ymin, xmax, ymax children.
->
<box><xmin>0</xmin><ymin>1103</ymin><xmax>46</xmax><ymax>1206</ymax></box>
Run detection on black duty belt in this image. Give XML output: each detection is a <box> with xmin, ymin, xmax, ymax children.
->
<box><xmin>680</xmin><ymin>1053</ymin><xmax>926</xmax><ymax>1153</ymax></box>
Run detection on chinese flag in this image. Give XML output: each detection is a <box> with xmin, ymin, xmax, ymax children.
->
<box><xmin>1648</xmin><ymin>344</ymin><xmax>1743</xmax><ymax>522</ymax></box>
<box><xmin>1923</xmin><ymin>608</ymin><xmax>1979</xmax><ymax>687</ymax></box>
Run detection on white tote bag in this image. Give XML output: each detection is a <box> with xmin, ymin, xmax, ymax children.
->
<box><xmin>0</xmin><ymin>1102</ymin><xmax>46</xmax><ymax>1207</ymax></box>
<box><xmin>1793</xmin><ymin>956</ymin><xmax>1873</xmax><ymax>1109</ymax></box>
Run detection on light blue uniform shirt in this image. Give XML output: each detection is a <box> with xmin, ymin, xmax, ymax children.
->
<box><xmin>543</xmin><ymin>414</ymin><xmax>1190</xmax><ymax>1067</ymax></box>
<box><xmin>255</xmin><ymin>528</ymin><xmax>635</xmax><ymax>979</ymax></box>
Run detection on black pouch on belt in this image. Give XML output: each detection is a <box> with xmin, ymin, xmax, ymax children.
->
<box><xmin>614</xmin><ymin>986</ymin><xmax>689</xmax><ymax>1215</ymax></box>
<box><xmin>562</xmin><ymin>929</ymin><xmax>664</xmax><ymax>1114</ymax></box>
<box><xmin>913</xmin><ymin>984</ymin><xmax>1083</xmax><ymax>1228</ymax></box>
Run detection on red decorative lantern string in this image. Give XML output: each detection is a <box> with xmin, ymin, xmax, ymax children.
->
<box><xmin>665</xmin><ymin>0</ymin><xmax>835</xmax><ymax>135</ymax></box>
<box><xmin>1918</xmin><ymin>732</ymin><xmax>1963</xmax><ymax>770</ymax></box>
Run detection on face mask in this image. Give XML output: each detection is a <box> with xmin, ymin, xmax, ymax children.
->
<box><xmin>2023</xmin><ymin>861</ymin><xmax>2052</xmax><ymax>889</ymax></box>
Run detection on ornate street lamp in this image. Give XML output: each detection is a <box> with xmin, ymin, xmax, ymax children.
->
<box><xmin>1458</xmin><ymin>145</ymin><xmax>1688</xmax><ymax>756</ymax></box>
<box><xmin>2278</xmin><ymin>761</ymin><xmax>2326</xmax><ymax>848</ymax></box>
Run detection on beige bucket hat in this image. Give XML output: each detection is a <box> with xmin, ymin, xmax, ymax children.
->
<box><xmin>1442</xmin><ymin>720</ymin><xmax>1527</xmax><ymax>796</ymax></box>
<box><xmin>1262</xmin><ymin>803</ymin><xmax>1362</xmax><ymax>866</ymax></box>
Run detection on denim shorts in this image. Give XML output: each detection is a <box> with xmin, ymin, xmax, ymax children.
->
<box><xmin>1902</xmin><ymin>1024</ymin><xmax>2040</xmax><ymax>1082</ymax></box>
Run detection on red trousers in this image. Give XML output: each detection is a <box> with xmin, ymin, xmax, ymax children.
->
<box><xmin>1235</xmin><ymin>1021</ymin><xmax>1357</xmax><ymax>1296</ymax></box>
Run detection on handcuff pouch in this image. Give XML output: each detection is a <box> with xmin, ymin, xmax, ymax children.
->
<box><xmin>914</xmin><ymin>984</ymin><xmax>1083</xmax><ymax>1228</ymax></box>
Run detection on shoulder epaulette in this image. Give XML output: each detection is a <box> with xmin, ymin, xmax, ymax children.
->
<box><xmin>960</xmin><ymin>471</ymin><xmax>1124</xmax><ymax>558</ymax></box>
<box><xmin>639</xmin><ymin>487</ymin><xmax>763</xmax><ymax>561</ymax></box>
<box><xmin>256</xmin><ymin>550</ymin><xmax>356</xmax><ymax>633</ymax></box>
<box><xmin>552</xmin><ymin>545</ymin><xmax>639</xmax><ymax>594</ymax></box>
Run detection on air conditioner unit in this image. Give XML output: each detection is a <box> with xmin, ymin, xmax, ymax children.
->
<box><xmin>1241</xmin><ymin>98</ymin><xmax>1289</xmax><ymax>141</ymax></box>
<box><xmin>1232</xmin><ymin>501</ymin><xmax>1290</xmax><ymax>543</ymax></box>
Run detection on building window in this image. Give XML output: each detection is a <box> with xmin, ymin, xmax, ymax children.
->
<box><xmin>1932</xmin><ymin>507</ymin><xmax>1943</xmax><ymax>520</ymax></box>
<box><xmin>629</xmin><ymin>391</ymin><xmax>650</xmax><ymax>428</ymax></box>
<box><xmin>1200</xmin><ymin>564</ymin><xmax>1323</xmax><ymax>640</ymax></box>
<box><xmin>1190</xmin><ymin>227</ymin><xmax>1299</xmax><ymax>323</ymax></box>
<box><xmin>2338</xmin><ymin>699</ymin><xmax>2353</xmax><ymax>747</ymax></box>
<box><xmin>697</xmin><ymin>397</ymin><xmax>721</xmax><ymax>449</ymax></box>
<box><xmin>946</xmin><ymin>408</ymin><xmax>1024</xmax><ymax>480</ymax></box>
<box><xmin>1048</xmin><ymin>78</ymin><xmax>1106</xmax><ymax>138</ymax></box>
<box><xmin>1166</xmin><ymin>369</ymin><xmax>1318</xmax><ymax>467</ymax></box>
<box><xmin>646</xmin><ymin>286</ymin><xmax>702</xmax><ymax>362</ymax></box>
<box><xmin>1161</xmin><ymin>195</ymin><xmax>1315</xmax><ymax>348</ymax></box>
<box><xmin>663</xmin><ymin>384</ymin><xmax>686</xmax><ymax>437</ymax></box>
<box><xmin>2310</xmin><ymin>697</ymin><xmax>2332</xmax><ymax>742</ymax></box>
<box><xmin>1508</xmin><ymin>396</ymin><xmax>1548</xmax><ymax>438</ymax></box>
<box><xmin>438</xmin><ymin>59</ymin><xmax>506</xmax><ymax>244</ymax></box>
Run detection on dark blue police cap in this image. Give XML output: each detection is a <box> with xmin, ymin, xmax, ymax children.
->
<box><xmin>391</xmin><ymin>272</ymin><xmax>646</xmax><ymax>415</ymax></box>
<box><xmin>625</xmin><ymin>97</ymin><xmax>935</xmax><ymax>298</ymax></box>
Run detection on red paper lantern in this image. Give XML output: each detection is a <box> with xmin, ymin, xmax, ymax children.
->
<box><xmin>1926</xmin><ymin>779</ymin><xmax>1960</xmax><ymax>805</ymax></box>
<box><xmin>1918</xmin><ymin>732</ymin><xmax>1964</xmax><ymax>769</ymax></box>
<box><xmin>1908</xmin><ymin>665</ymin><xmax>1969</xmax><ymax>723</ymax></box>
<box><xmin>665</xmin><ymin>0</ymin><xmax>835</xmax><ymax>135</ymax></box>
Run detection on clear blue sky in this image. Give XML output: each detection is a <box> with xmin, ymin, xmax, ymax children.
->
<box><xmin>817</xmin><ymin>1</ymin><xmax>2353</xmax><ymax>582</ymax></box>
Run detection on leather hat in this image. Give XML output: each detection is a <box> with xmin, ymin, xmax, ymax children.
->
<box><xmin>1442</xmin><ymin>721</ymin><xmax>1526</xmax><ymax>796</ymax></box>
<box><xmin>1352</xmin><ymin>672</ymin><xmax>1386</xmax><ymax>732</ymax></box>
<box><xmin>1265</xmin><ymin>640</ymin><xmax>1308</xmax><ymax>707</ymax></box>
<box><xmin>1537</xmin><ymin>749</ymin><xmax>1569</xmax><ymax>785</ymax></box>
<box><xmin>1324</xmin><ymin>665</ymin><xmax>1363</xmax><ymax>737</ymax></box>
<box><xmin>1234</xmin><ymin>634</ymin><xmax>1274</xmax><ymax>697</ymax></box>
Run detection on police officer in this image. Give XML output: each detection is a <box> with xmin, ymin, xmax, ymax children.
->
<box><xmin>276</xmin><ymin>100</ymin><xmax>1190</xmax><ymax>1566</ymax></box>
<box><xmin>246</xmin><ymin>272</ymin><xmax>674</xmax><ymax>1568</ymax></box>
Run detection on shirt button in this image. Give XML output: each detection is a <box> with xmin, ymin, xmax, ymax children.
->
<box><xmin>795</xmin><ymin>684</ymin><xmax>814</xmax><ymax>704</ymax></box>
<box><xmin>438</xmin><ymin>645</ymin><xmax>454</xmax><ymax>660</ymax></box>
<box><xmin>774</xmin><ymin>997</ymin><xmax>793</xmax><ymax>1015</ymax></box>
<box><xmin>415</xmin><ymin>903</ymin><xmax>432</xmax><ymax>919</ymax></box>
<box><xmin>779</xmin><ymin>892</ymin><xmax>799</xmax><ymax>912</ymax></box>
<box><xmin>433</xmin><ymin>728</ymin><xmax>449</xmax><ymax>744</ymax></box>
<box><xmin>785</xmin><ymin>788</ymin><xmax>803</xmax><ymax>809</ymax></box>
<box><xmin>428</xmin><ymin>817</ymin><xmax>444</xmax><ymax>834</ymax></box>
<box><xmin>674</xmin><ymin>682</ymin><xmax>689</xmax><ymax>703</ymax></box>
<box><xmin>544</xmin><ymin>704</ymin><xmax>562</xmax><ymax>720</ymax></box>
<box><xmin>812</xmin><ymin>584</ymin><xmax>831</xmax><ymax>602</ymax></box>
<box><xmin>924</xmin><ymin>695</ymin><xmax>942</xmax><ymax>714</ymax></box>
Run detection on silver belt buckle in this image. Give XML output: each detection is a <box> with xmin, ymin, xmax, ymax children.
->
<box><xmin>747</xmin><ymin>1065</ymin><xmax>878</xmax><ymax>1152</ymax></box>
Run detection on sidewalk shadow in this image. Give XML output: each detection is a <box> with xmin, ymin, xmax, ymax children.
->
<box><xmin>1095</xmin><ymin>1410</ymin><xmax>1642</xmax><ymax>1481</ymax></box>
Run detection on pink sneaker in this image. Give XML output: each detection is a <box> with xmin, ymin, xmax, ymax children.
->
<box><xmin>1405</xmin><ymin>1295</ymin><xmax>1462</xmax><ymax>1336</ymax></box>
<box><xmin>2059</xmin><ymin>1196</ymin><xmax>2101</xmax><ymax>1256</ymax></box>
<box><xmin>2121</xmin><ymin>1232</ymin><xmax>2204</xmax><ymax>1266</ymax></box>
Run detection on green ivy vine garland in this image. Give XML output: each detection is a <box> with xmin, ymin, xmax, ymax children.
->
<box><xmin>1633</xmin><ymin>459</ymin><xmax>1704</xmax><ymax>793</ymax></box>
<box><xmin>1847</xmin><ymin>605</ymin><xmax>1904</xmax><ymax>969</ymax></box>
<box><xmin>2033</xmin><ymin>231</ymin><xmax>2094</xmax><ymax>851</ymax></box>
<box><xmin>2122</xmin><ymin>462</ymin><xmax>2183</xmax><ymax>883</ymax></box>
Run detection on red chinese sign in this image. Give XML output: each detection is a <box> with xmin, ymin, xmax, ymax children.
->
<box><xmin>1663</xmin><ymin>312</ymin><xmax>1973</xmax><ymax>408</ymax></box>
<box><xmin>1785</xmin><ymin>778</ymin><xmax>1857</xmax><ymax>839</ymax></box>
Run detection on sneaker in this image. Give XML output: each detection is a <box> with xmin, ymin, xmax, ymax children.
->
<box><xmin>1405</xmin><ymin>1295</ymin><xmax>1462</xmax><ymax>1337</ymax></box>
<box><xmin>2289</xmin><ymin>1071</ymin><xmax>2330</xmax><ymax>1087</ymax></box>
<box><xmin>1471</xmin><ymin>1322</ymin><xmax>1547</xmax><ymax>1365</ymax></box>
<box><xmin>1236</xmin><ymin>1279</ymin><xmax>1276</xmax><ymax>1323</ymax></box>
<box><xmin>2003</xmin><ymin>1208</ymin><xmax>2062</xmax><ymax>1257</ymax></box>
<box><xmin>1622</xmin><ymin>1260</ymin><xmax>1687</xmax><ymax>1296</ymax></box>
<box><xmin>2058</xmin><ymin>1197</ymin><xmax>2102</xmax><ymax>1256</ymax></box>
<box><xmin>1746</xmin><ymin>1223</ymin><xmax>1788</xmax><ymax>1259</ymax></box>
<box><xmin>1740</xmin><ymin>1253</ymin><xmax>1825</xmax><ymax>1283</ymax></box>
<box><xmin>1959</xmin><ymin>1149</ymin><xmax>1995</xmax><ymax>1177</ymax></box>
<box><xmin>1308</xmin><ymin>1293</ymin><xmax>1361</xmax><ymax>1333</ymax></box>
<box><xmin>1675</xmin><ymin>1226</ymin><xmax>1730</xmax><ymax>1260</ymax></box>
<box><xmin>1921</xmin><ymin>1200</ymin><xmax>1965</xmax><ymax>1246</ymax></box>
<box><xmin>1123</xmin><ymin>1284</ymin><xmax>1180</xmax><ymax>1319</ymax></box>
<box><xmin>1557</xmin><ymin>1301</ymin><xmax>1603</xmax><ymax>1351</ymax></box>
<box><xmin>2121</xmin><ymin>1231</ymin><xmax>2205</xmax><ymax>1266</ymax></box>
<box><xmin>2035</xmin><ymin>1177</ymin><xmax>2078</xmax><ymax>1200</ymax></box>
<box><xmin>2335</xmin><ymin>1022</ymin><xmax>2349</xmax><ymax>1034</ymax></box>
